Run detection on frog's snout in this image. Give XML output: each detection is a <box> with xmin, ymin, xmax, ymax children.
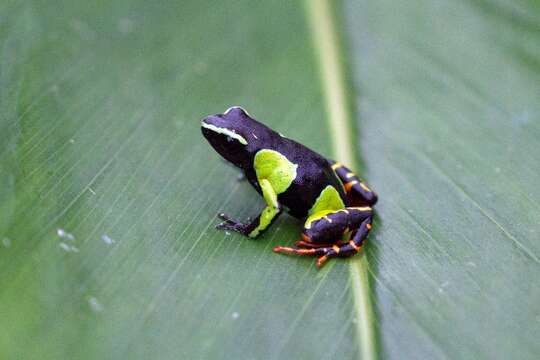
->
<box><xmin>201</xmin><ymin>114</ymin><xmax>221</xmax><ymax>128</ymax></box>
<box><xmin>200</xmin><ymin>117</ymin><xmax>213</xmax><ymax>139</ymax></box>
<box><xmin>200</xmin><ymin>115</ymin><xmax>211</xmax><ymax>126</ymax></box>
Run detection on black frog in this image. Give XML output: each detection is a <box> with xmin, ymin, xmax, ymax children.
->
<box><xmin>201</xmin><ymin>106</ymin><xmax>377</xmax><ymax>267</ymax></box>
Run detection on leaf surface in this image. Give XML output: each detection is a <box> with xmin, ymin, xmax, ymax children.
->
<box><xmin>0</xmin><ymin>2</ymin><xmax>360</xmax><ymax>359</ymax></box>
<box><xmin>343</xmin><ymin>0</ymin><xmax>540</xmax><ymax>358</ymax></box>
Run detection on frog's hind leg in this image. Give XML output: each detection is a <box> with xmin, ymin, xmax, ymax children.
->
<box><xmin>294</xmin><ymin>233</ymin><xmax>347</xmax><ymax>249</ymax></box>
<box><xmin>330</xmin><ymin>161</ymin><xmax>378</xmax><ymax>206</ymax></box>
<box><xmin>273</xmin><ymin>206</ymin><xmax>373</xmax><ymax>267</ymax></box>
<box><xmin>315</xmin><ymin>218</ymin><xmax>372</xmax><ymax>267</ymax></box>
<box><xmin>295</xmin><ymin>240</ymin><xmax>340</xmax><ymax>249</ymax></box>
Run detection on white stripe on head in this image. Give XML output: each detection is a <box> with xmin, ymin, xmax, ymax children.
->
<box><xmin>201</xmin><ymin>122</ymin><xmax>248</xmax><ymax>145</ymax></box>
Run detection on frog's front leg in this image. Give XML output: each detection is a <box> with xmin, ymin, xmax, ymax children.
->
<box><xmin>216</xmin><ymin>178</ymin><xmax>281</xmax><ymax>238</ymax></box>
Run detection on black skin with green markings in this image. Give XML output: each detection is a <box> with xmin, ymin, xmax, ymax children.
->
<box><xmin>201</xmin><ymin>107</ymin><xmax>377</xmax><ymax>267</ymax></box>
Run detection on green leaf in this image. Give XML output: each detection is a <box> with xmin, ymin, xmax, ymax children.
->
<box><xmin>343</xmin><ymin>0</ymin><xmax>540</xmax><ymax>358</ymax></box>
<box><xmin>0</xmin><ymin>1</ymin><xmax>365</xmax><ymax>359</ymax></box>
<box><xmin>2</xmin><ymin>0</ymin><xmax>539</xmax><ymax>359</ymax></box>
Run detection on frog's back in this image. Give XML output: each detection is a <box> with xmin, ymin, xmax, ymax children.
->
<box><xmin>271</xmin><ymin>138</ymin><xmax>346</xmax><ymax>218</ymax></box>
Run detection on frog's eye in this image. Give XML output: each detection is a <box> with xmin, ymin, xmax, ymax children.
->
<box><xmin>224</xmin><ymin>106</ymin><xmax>250</xmax><ymax>117</ymax></box>
<box><xmin>226</xmin><ymin>135</ymin><xmax>234</xmax><ymax>142</ymax></box>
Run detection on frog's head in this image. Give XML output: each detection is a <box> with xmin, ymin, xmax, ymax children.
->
<box><xmin>201</xmin><ymin>106</ymin><xmax>259</xmax><ymax>168</ymax></box>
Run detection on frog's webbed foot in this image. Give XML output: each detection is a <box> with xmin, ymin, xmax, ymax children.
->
<box><xmin>215</xmin><ymin>178</ymin><xmax>282</xmax><ymax>239</ymax></box>
<box><xmin>216</xmin><ymin>213</ymin><xmax>251</xmax><ymax>235</ymax></box>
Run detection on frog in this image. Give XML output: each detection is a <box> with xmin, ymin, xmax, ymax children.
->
<box><xmin>201</xmin><ymin>106</ymin><xmax>377</xmax><ymax>267</ymax></box>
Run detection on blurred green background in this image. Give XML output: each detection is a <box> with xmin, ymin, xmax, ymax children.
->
<box><xmin>1</xmin><ymin>0</ymin><xmax>539</xmax><ymax>359</ymax></box>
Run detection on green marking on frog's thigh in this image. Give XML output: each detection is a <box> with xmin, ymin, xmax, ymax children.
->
<box><xmin>305</xmin><ymin>185</ymin><xmax>345</xmax><ymax>229</ymax></box>
<box><xmin>309</xmin><ymin>185</ymin><xmax>345</xmax><ymax>214</ymax></box>
<box><xmin>253</xmin><ymin>149</ymin><xmax>298</xmax><ymax>194</ymax></box>
<box><xmin>200</xmin><ymin>122</ymin><xmax>248</xmax><ymax>145</ymax></box>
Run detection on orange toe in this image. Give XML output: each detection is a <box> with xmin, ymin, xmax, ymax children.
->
<box><xmin>316</xmin><ymin>255</ymin><xmax>329</xmax><ymax>268</ymax></box>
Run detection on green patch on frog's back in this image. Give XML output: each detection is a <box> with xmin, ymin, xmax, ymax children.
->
<box><xmin>253</xmin><ymin>149</ymin><xmax>298</xmax><ymax>194</ymax></box>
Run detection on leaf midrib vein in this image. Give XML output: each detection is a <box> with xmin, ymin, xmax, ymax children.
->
<box><xmin>305</xmin><ymin>1</ymin><xmax>377</xmax><ymax>359</ymax></box>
